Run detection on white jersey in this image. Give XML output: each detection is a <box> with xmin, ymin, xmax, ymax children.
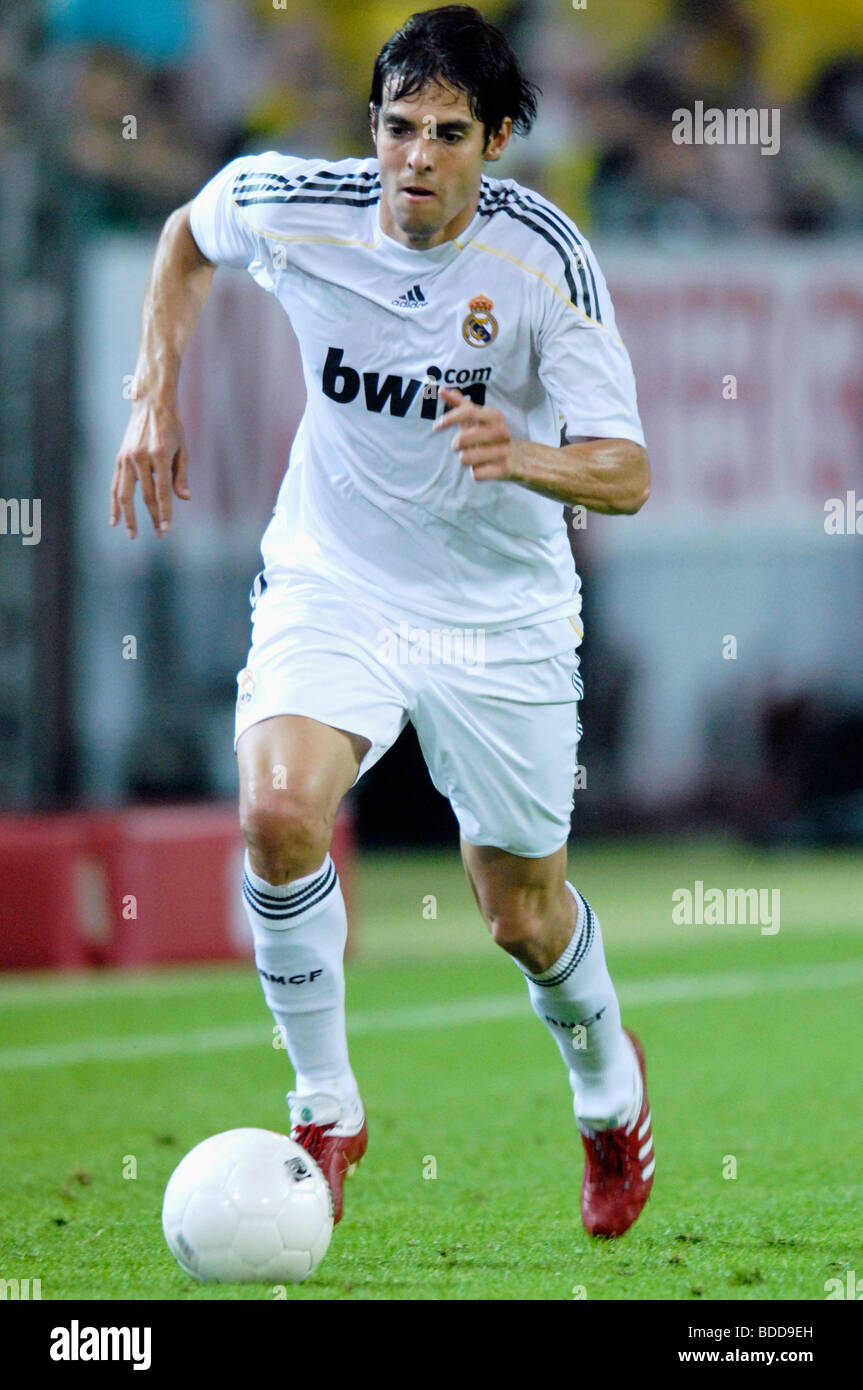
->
<box><xmin>189</xmin><ymin>153</ymin><xmax>645</xmax><ymax>631</ymax></box>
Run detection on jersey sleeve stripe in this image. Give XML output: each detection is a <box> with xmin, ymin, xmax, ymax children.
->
<box><xmin>232</xmin><ymin>166</ymin><xmax>381</xmax><ymax>206</ymax></box>
<box><xmin>286</xmin><ymin>168</ymin><xmax>380</xmax><ymax>182</ymax></box>
<box><xmin>236</xmin><ymin>179</ymin><xmax>381</xmax><ymax>196</ymax></box>
<box><xmin>517</xmin><ymin>190</ymin><xmax>602</xmax><ymax>323</ymax></box>
<box><xmin>233</xmin><ymin>192</ymin><xmax>381</xmax><ymax>209</ymax></box>
<box><xmin>479</xmin><ymin>179</ymin><xmax>601</xmax><ymax>323</ymax></box>
<box><xmin>233</xmin><ymin>167</ymin><xmax>380</xmax><ymax>188</ymax></box>
<box><xmin>234</xmin><ymin>176</ymin><xmax>381</xmax><ymax>197</ymax></box>
<box><xmin>479</xmin><ymin>196</ymin><xmax>595</xmax><ymax>321</ymax></box>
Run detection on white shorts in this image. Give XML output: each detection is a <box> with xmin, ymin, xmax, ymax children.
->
<box><xmin>235</xmin><ymin>570</ymin><xmax>584</xmax><ymax>858</ymax></box>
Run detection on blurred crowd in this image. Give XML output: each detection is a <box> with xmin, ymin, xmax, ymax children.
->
<box><xmin>2</xmin><ymin>0</ymin><xmax>863</xmax><ymax>237</ymax></box>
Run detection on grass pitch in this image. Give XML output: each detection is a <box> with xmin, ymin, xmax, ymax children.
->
<box><xmin>1</xmin><ymin>841</ymin><xmax>861</xmax><ymax>1301</ymax></box>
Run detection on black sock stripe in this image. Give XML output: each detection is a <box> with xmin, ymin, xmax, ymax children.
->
<box><xmin>527</xmin><ymin>895</ymin><xmax>595</xmax><ymax>988</ymax></box>
<box><xmin>243</xmin><ymin>868</ymin><xmax>337</xmax><ymax>921</ymax></box>
<box><xmin>569</xmin><ymin>899</ymin><xmax>596</xmax><ymax>972</ymax></box>
<box><xmin>243</xmin><ymin>867</ymin><xmax>336</xmax><ymax>918</ymax></box>
<box><xmin>243</xmin><ymin>857</ymin><xmax>333</xmax><ymax>903</ymax></box>
<box><xmin>243</xmin><ymin>882</ymin><xmax>292</xmax><ymax>920</ymax></box>
<box><xmin>243</xmin><ymin>860</ymin><xmax>335</xmax><ymax>912</ymax></box>
<box><xmin>243</xmin><ymin>864</ymin><xmax>332</xmax><ymax>911</ymax></box>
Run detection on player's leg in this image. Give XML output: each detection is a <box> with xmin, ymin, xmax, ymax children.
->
<box><xmin>460</xmin><ymin>838</ymin><xmax>638</xmax><ymax>1129</ymax></box>
<box><xmin>412</xmin><ymin>620</ymin><xmax>653</xmax><ymax>1234</ymax></box>
<box><xmin>237</xmin><ymin>713</ymin><xmax>370</xmax><ymax>1221</ymax></box>
<box><xmin>461</xmin><ymin>837</ymin><xmax>654</xmax><ymax>1237</ymax></box>
<box><xmin>232</xmin><ymin>570</ymin><xmax>410</xmax><ymax>1222</ymax></box>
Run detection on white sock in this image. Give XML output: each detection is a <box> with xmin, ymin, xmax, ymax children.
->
<box><xmin>517</xmin><ymin>884</ymin><xmax>639</xmax><ymax>1130</ymax></box>
<box><xmin>242</xmin><ymin>851</ymin><xmax>360</xmax><ymax>1110</ymax></box>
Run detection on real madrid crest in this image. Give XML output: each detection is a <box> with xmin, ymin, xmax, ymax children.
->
<box><xmin>462</xmin><ymin>294</ymin><xmax>498</xmax><ymax>348</ymax></box>
<box><xmin>236</xmin><ymin>668</ymin><xmax>256</xmax><ymax>707</ymax></box>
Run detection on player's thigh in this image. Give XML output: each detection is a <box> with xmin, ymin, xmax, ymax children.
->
<box><xmin>412</xmin><ymin>630</ymin><xmax>582</xmax><ymax>858</ymax></box>
<box><xmin>235</xmin><ymin>572</ymin><xmax>408</xmax><ymax>835</ymax></box>
<box><xmin>237</xmin><ymin>713</ymin><xmax>369</xmax><ymax>831</ymax></box>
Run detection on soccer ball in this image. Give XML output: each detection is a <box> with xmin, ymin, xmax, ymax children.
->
<box><xmin>162</xmin><ymin>1128</ymin><xmax>333</xmax><ymax>1284</ymax></box>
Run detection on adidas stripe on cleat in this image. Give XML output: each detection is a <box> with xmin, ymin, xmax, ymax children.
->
<box><xmin>578</xmin><ymin>1029</ymin><xmax>654</xmax><ymax>1238</ymax></box>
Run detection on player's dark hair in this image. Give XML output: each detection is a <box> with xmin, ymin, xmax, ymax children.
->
<box><xmin>369</xmin><ymin>5</ymin><xmax>539</xmax><ymax>145</ymax></box>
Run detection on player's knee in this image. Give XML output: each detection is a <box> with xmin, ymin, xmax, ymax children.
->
<box><xmin>489</xmin><ymin>908</ymin><xmax>567</xmax><ymax>975</ymax></box>
<box><xmin>486</xmin><ymin>905</ymin><xmax>547</xmax><ymax>959</ymax></box>
<box><xmin>240</xmin><ymin>786</ymin><xmax>332</xmax><ymax>882</ymax></box>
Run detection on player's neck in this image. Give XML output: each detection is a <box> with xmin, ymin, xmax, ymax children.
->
<box><xmin>378</xmin><ymin>189</ymin><xmax>480</xmax><ymax>250</ymax></box>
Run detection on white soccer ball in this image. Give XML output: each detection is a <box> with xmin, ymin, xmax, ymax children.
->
<box><xmin>162</xmin><ymin>1128</ymin><xmax>333</xmax><ymax>1284</ymax></box>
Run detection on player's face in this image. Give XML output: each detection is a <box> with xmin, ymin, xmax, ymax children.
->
<box><xmin>372</xmin><ymin>80</ymin><xmax>511</xmax><ymax>249</ymax></box>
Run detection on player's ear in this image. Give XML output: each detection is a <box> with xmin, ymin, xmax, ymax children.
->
<box><xmin>483</xmin><ymin>116</ymin><xmax>513</xmax><ymax>163</ymax></box>
<box><xmin>369</xmin><ymin>102</ymin><xmax>379</xmax><ymax>144</ymax></box>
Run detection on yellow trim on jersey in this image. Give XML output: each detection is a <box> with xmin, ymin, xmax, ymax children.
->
<box><xmin>568</xmin><ymin>616</ymin><xmax>584</xmax><ymax>638</ymax></box>
<box><xmin>461</xmin><ymin>238</ymin><xmax>625</xmax><ymax>345</ymax></box>
<box><xmin>233</xmin><ymin>202</ymin><xmax>623</xmax><ymax>346</ymax></box>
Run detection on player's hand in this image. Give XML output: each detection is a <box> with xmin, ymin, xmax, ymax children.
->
<box><xmin>110</xmin><ymin>393</ymin><xmax>191</xmax><ymax>538</ymax></box>
<box><xmin>433</xmin><ymin>386</ymin><xmax>522</xmax><ymax>481</ymax></box>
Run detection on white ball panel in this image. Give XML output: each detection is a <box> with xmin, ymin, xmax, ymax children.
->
<box><xmin>232</xmin><ymin>1216</ymin><xmax>285</xmax><ymax>1266</ymax></box>
<box><xmin>262</xmin><ymin>1248</ymin><xmax>313</xmax><ymax>1284</ymax></box>
<box><xmin>183</xmin><ymin>1190</ymin><xmax>240</xmax><ymax>1251</ymax></box>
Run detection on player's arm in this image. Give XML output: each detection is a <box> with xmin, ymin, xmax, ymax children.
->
<box><xmin>434</xmin><ymin>388</ymin><xmax>650</xmax><ymax>515</ymax></box>
<box><xmin>111</xmin><ymin>203</ymin><xmax>215</xmax><ymax>538</ymax></box>
<box><xmin>513</xmin><ymin>433</ymin><xmax>649</xmax><ymax>514</ymax></box>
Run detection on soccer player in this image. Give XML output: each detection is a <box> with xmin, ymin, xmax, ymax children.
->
<box><xmin>112</xmin><ymin>5</ymin><xmax>653</xmax><ymax>1238</ymax></box>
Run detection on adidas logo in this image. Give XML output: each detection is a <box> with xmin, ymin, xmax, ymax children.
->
<box><xmin>392</xmin><ymin>283</ymin><xmax>428</xmax><ymax>309</ymax></box>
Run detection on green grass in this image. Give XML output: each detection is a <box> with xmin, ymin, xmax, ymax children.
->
<box><xmin>1</xmin><ymin>841</ymin><xmax>861</xmax><ymax>1300</ymax></box>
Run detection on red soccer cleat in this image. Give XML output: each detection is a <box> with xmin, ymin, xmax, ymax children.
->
<box><xmin>288</xmin><ymin>1092</ymin><xmax>368</xmax><ymax>1224</ymax></box>
<box><xmin>578</xmin><ymin>1029</ymin><xmax>654</xmax><ymax>1238</ymax></box>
